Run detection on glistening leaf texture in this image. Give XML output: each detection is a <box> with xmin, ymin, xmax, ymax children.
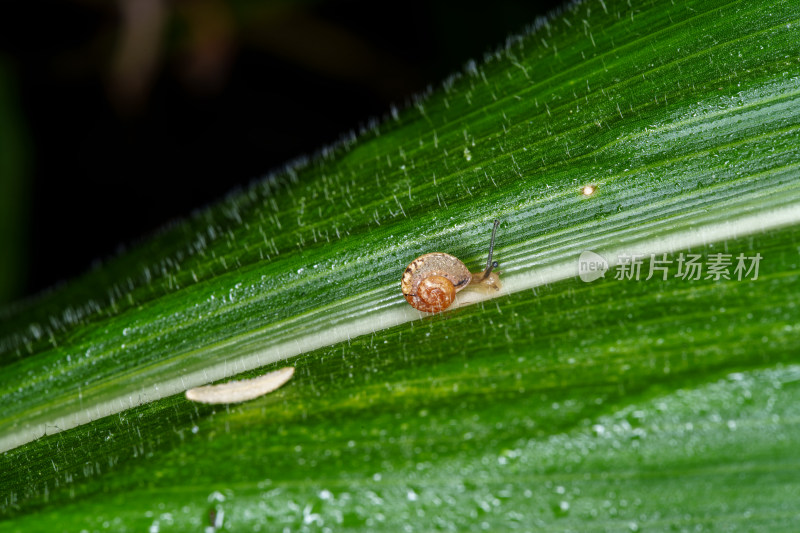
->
<box><xmin>4</xmin><ymin>228</ymin><xmax>800</xmax><ymax>531</ymax></box>
<box><xmin>2</xmin><ymin>0</ymin><xmax>800</xmax><ymax>531</ymax></box>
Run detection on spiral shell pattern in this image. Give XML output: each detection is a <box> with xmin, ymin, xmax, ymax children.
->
<box><xmin>401</xmin><ymin>253</ymin><xmax>471</xmax><ymax>313</ymax></box>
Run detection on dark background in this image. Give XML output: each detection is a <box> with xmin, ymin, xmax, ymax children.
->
<box><xmin>0</xmin><ymin>0</ymin><xmax>563</xmax><ymax>304</ymax></box>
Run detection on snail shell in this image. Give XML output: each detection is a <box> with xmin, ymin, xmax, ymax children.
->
<box><xmin>402</xmin><ymin>219</ymin><xmax>502</xmax><ymax>313</ymax></box>
<box><xmin>401</xmin><ymin>253</ymin><xmax>471</xmax><ymax>313</ymax></box>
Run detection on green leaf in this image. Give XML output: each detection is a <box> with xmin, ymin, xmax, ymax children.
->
<box><xmin>2</xmin><ymin>0</ymin><xmax>800</xmax><ymax>531</ymax></box>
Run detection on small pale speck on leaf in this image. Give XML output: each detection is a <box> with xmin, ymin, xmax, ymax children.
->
<box><xmin>185</xmin><ymin>366</ymin><xmax>295</xmax><ymax>404</ymax></box>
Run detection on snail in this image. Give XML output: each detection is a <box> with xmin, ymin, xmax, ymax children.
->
<box><xmin>401</xmin><ymin>219</ymin><xmax>501</xmax><ymax>313</ymax></box>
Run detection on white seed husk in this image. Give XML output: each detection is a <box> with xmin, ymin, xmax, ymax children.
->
<box><xmin>185</xmin><ymin>366</ymin><xmax>295</xmax><ymax>404</ymax></box>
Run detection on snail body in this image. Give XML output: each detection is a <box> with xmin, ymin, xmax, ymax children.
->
<box><xmin>401</xmin><ymin>220</ymin><xmax>502</xmax><ymax>313</ymax></box>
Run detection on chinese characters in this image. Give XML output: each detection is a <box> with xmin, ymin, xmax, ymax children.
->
<box><xmin>613</xmin><ymin>252</ymin><xmax>762</xmax><ymax>281</ymax></box>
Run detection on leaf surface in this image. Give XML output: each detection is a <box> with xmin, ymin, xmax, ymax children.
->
<box><xmin>2</xmin><ymin>0</ymin><xmax>800</xmax><ymax>530</ymax></box>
